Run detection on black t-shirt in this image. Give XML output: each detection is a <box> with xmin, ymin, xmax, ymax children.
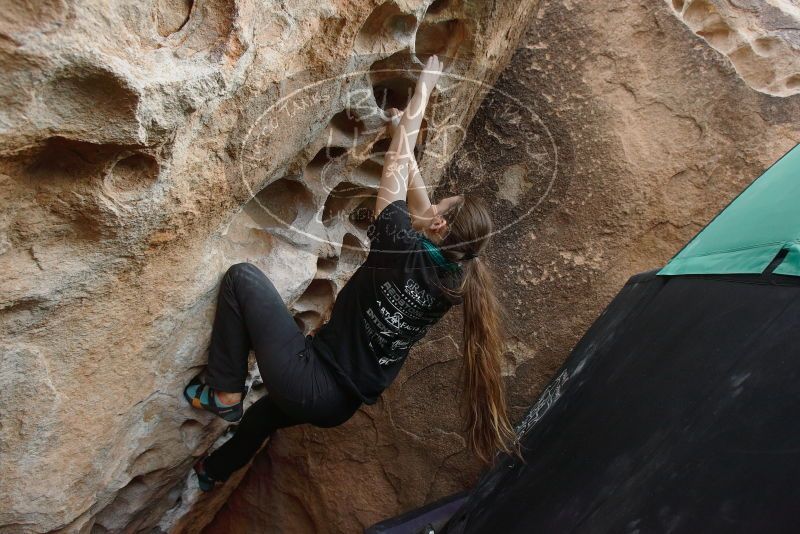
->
<box><xmin>310</xmin><ymin>199</ymin><xmax>463</xmax><ymax>405</ymax></box>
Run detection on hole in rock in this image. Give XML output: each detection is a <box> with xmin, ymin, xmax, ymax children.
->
<box><xmin>786</xmin><ymin>74</ymin><xmax>800</xmax><ymax>91</ymax></box>
<box><xmin>672</xmin><ymin>0</ymin><xmax>685</xmax><ymax>12</ymax></box>
<box><xmin>371</xmin><ymin>137</ymin><xmax>393</xmax><ymax>159</ymax></box>
<box><xmin>752</xmin><ymin>37</ymin><xmax>779</xmax><ymax>56</ymax></box>
<box><xmin>105</xmin><ymin>153</ymin><xmax>159</xmax><ymax>194</ymax></box>
<box><xmin>322</xmin><ymin>182</ymin><xmax>375</xmax><ymax>227</ymax></box>
<box><xmin>316</xmin><ymin>256</ymin><xmax>338</xmax><ymax>277</ymax></box>
<box><xmin>25</xmin><ymin>137</ymin><xmax>124</xmax><ymax>183</ymax></box>
<box><xmin>309</xmin><ymin>146</ymin><xmax>349</xmax><ymax>169</ymax></box>
<box><xmin>728</xmin><ymin>45</ymin><xmax>775</xmax><ymax>88</ymax></box>
<box><xmin>155</xmin><ymin>0</ymin><xmax>193</xmax><ymax>36</ymax></box>
<box><xmin>683</xmin><ymin>0</ymin><xmax>716</xmax><ymax>27</ymax></box>
<box><xmin>171</xmin><ymin>0</ymin><xmax>240</xmax><ymax>61</ymax></box>
<box><xmin>351</xmin><ymin>196</ymin><xmax>376</xmax><ymax>230</ymax></box>
<box><xmin>353</xmin><ymin>159</ymin><xmax>383</xmax><ymax>189</ymax></box>
<box><xmin>373</xmin><ymin>78</ymin><xmax>417</xmax><ymax>110</ymax></box>
<box><xmin>294</xmin><ymin>280</ymin><xmax>335</xmax><ymax>325</ymax></box>
<box><xmin>697</xmin><ymin>25</ymin><xmax>733</xmax><ymax>51</ymax></box>
<box><xmin>295</xmin><ymin>310</ymin><xmax>323</xmax><ymax>335</ymax></box>
<box><xmin>179</xmin><ymin>420</ymin><xmax>205</xmax><ymax>452</ymax></box>
<box><xmin>341</xmin><ymin>232</ymin><xmax>368</xmax><ymax>268</ymax></box>
<box><xmin>328</xmin><ymin>109</ymin><xmax>366</xmax><ymax>147</ymax></box>
<box><xmin>298</xmin><ymin>279</ymin><xmax>335</xmax><ymax>306</ymax></box>
<box><xmin>223</xmin><ymin>210</ymin><xmax>274</xmax><ymax>262</ymax></box>
<box><xmin>415</xmin><ymin>19</ymin><xmax>467</xmax><ymax>58</ymax></box>
<box><xmin>426</xmin><ymin>0</ymin><xmax>450</xmax><ymax>15</ymax></box>
<box><xmin>370</xmin><ymin>51</ymin><xmax>419</xmax><ymax>110</ymax></box>
<box><xmin>243</xmin><ymin>178</ymin><xmax>313</xmax><ymax>229</ymax></box>
<box><xmin>16</xmin><ymin>140</ymin><xmax>145</xmax><ymax>236</ymax></box>
<box><xmin>355</xmin><ymin>2</ymin><xmax>417</xmax><ymax>51</ymax></box>
<box><xmin>309</xmin><ymin>146</ymin><xmax>350</xmax><ymax>193</ymax></box>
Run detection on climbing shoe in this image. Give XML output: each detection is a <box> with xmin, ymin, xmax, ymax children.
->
<box><xmin>193</xmin><ymin>456</ymin><xmax>219</xmax><ymax>493</ymax></box>
<box><xmin>183</xmin><ymin>375</ymin><xmax>244</xmax><ymax>423</ymax></box>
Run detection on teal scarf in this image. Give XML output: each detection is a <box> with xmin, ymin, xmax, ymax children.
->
<box><xmin>419</xmin><ymin>235</ymin><xmax>461</xmax><ymax>272</ymax></box>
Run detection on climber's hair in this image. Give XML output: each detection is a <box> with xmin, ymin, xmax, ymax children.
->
<box><xmin>437</xmin><ymin>194</ymin><xmax>523</xmax><ymax>465</ymax></box>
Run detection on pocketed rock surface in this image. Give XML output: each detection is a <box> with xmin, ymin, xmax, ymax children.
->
<box><xmin>0</xmin><ymin>0</ymin><xmax>536</xmax><ymax>532</ymax></box>
<box><xmin>1</xmin><ymin>0</ymin><xmax>798</xmax><ymax>533</ymax></box>
<box><xmin>207</xmin><ymin>0</ymin><xmax>799</xmax><ymax>533</ymax></box>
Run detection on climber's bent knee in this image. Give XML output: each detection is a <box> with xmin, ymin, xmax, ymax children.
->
<box><xmin>226</xmin><ymin>261</ymin><xmax>259</xmax><ymax>278</ymax></box>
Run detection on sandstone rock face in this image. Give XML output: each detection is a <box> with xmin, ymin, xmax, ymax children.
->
<box><xmin>207</xmin><ymin>0</ymin><xmax>799</xmax><ymax>532</ymax></box>
<box><xmin>0</xmin><ymin>0</ymin><xmax>536</xmax><ymax>532</ymax></box>
<box><xmin>666</xmin><ymin>0</ymin><xmax>800</xmax><ymax>96</ymax></box>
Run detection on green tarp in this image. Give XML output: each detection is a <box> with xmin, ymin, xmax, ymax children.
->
<box><xmin>659</xmin><ymin>144</ymin><xmax>800</xmax><ymax>277</ymax></box>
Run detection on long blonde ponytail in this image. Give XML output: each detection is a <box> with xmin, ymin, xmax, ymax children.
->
<box><xmin>438</xmin><ymin>195</ymin><xmax>521</xmax><ymax>465</ymax></box>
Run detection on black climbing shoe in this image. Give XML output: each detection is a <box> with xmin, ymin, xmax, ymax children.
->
<box><xmin>183</xmin><ymin>375</ymin><xmax>244</xmax><ymax>423</ymax></box>
<box><xmin>194</xmin><ymin>457</ymin><xmax>219</xmax><ymax>493</ymax></box>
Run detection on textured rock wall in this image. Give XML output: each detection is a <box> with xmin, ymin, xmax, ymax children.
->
<box><xmin>666</xmin><ymin>0</ymin><xmax>800</xmax><ymax>96</ymax></box>
<box><xmin>0</xmin><ymin>1</ymin><xmax>537</xmax><ymax>532</ymax></box>
<box><xmin>207</xmin><ymin>0</ymin><xmax>800</xmax><ymax>532</ymax></box>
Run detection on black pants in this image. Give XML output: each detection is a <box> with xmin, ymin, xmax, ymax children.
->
<box><xmin>203</xmin><ymin>262</ymin><xmax>362</xmax><ymax>481</ymax></box>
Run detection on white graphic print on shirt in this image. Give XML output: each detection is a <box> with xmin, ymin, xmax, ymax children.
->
<box><xmin>363</xmin><ymin>278</ymin><xmax>436</xmax><ymax>366</ymax></box>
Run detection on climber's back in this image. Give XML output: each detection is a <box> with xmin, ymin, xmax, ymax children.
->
<box><xmin>311</xmin><ymin>199</ymin><xmax>464</xmax><ymax>404</ymax></box>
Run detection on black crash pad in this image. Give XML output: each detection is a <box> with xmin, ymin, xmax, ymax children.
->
<box><xmin>443</xmin><ymin>269</ymin><xmax>800</xmax><ymax>533</ymax></box>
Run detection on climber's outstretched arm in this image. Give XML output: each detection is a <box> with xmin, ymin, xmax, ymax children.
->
<box><xmin>375</xmin><ymin>55</ymin><xmax>442</xmax><ymax>218</ymax></box>
<box><xmin>406</xmin><ymin>157</ymin><xmax>433</xmax><ymax>227</ymax></box>
<box><xmin>383</xmin><ymin>108</ymin><xmax>433</xmax><ymax>223</ymax></box>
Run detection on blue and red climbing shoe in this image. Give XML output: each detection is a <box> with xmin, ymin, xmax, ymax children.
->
<box><xmin>183</xmin><ymin>375</ymin><xmax>244</xmax><ymax>423</ymax></box>
<box><xmin>193</xmin><ymin>456</ymin><xmax>219</xmax><ymax>493</ymax></box>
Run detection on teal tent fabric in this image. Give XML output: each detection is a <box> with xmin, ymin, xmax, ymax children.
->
<box><xmin>659</xmin><ymin>144</ymin><xmax>800</xmax><ymax>276</ymax></box>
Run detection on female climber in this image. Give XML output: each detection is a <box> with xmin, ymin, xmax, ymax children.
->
<box><xmin>183</xmin><ymin>55</ymin><xmax>519</xmax><ymax>492</ymax></box>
